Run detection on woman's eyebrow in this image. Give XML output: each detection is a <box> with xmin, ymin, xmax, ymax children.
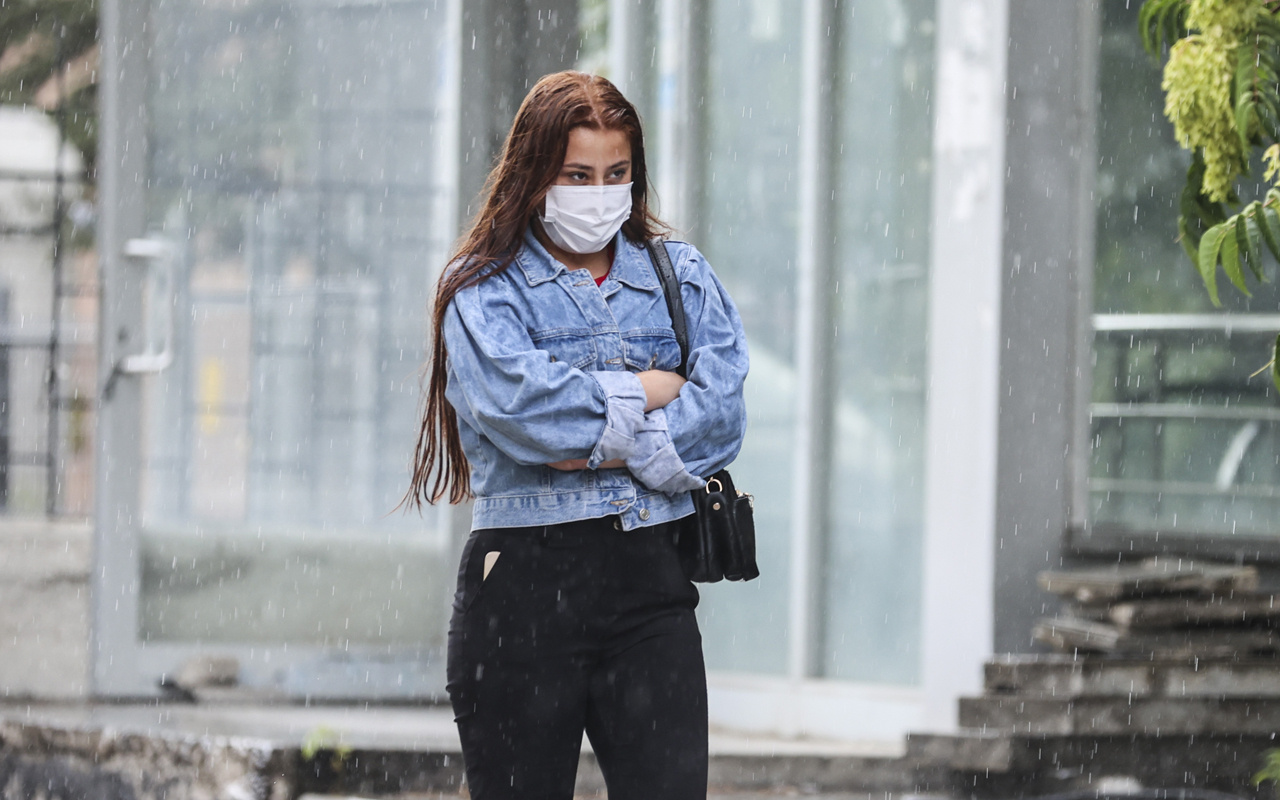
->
<box><xmin>560</xmin><ymin>159</ymin><xmax>631</xmax><ymax>171</ymax></box>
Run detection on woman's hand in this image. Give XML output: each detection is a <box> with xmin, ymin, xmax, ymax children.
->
<box><xmin>546</xmin><ymin>371</ymin><xmax>684</xmax><ymax>470</ymax></box>
<box><xmin>637</xmin><ymin>370</ymin><xmax>687</xmax><ymax>412</ymax></box>
<box><xmin>548</xmin><ymin>458</ymin><xmax>625</xmax><ymax>471</ymax></box>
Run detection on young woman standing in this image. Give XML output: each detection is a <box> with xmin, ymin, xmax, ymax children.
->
<box><xmin>407</xmin><ymin>70</ymin><xmax>749</xmax><ymax>800</ymax></box>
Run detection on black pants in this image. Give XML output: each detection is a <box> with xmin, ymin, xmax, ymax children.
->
<box><xmin>446</xmin><ymin>517</ymin><xmax>708</xmax><ymax>800</ymax></box>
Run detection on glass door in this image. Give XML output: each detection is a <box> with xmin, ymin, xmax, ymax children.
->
<box><xmin>95</xmin><ymin>0</ymin><xmax>458</xmax><ymax>697</ymax></box>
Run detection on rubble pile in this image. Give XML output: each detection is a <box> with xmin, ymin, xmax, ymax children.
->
<box><xmin>1033</xmin><ymin>557</ymin><xmax>1280</xmax><ymax>658</ymax></box>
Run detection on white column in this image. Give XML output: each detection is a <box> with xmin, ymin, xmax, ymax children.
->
<box><xmin>787</xmin><ymin>0</ymin><xmax>838</xmax><ymax>687</ymax></box>
<box><xmin>653</xmin><ymin>0</ymin><xmax>704</xmax><ymax>233</ymax></box>
<box><xmin>919</xmin><ymin>0</ymin><xmax>1009</xmax><ymax>731</ymax></box>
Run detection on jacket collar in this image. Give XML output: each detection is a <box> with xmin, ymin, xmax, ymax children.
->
<box><xmin>514</xmin><ymin>227</ymin><xmax>660</xmax><ymax>290</ymax></box>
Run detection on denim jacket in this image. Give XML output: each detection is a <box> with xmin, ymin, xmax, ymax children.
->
<box><xmin>443</xmin><ymin>228</ymin><xmax>749</xmax><ymax>532</ymax></box>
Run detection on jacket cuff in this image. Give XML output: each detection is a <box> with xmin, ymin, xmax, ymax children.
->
<box><xmin>586</xmin><ymin>370</ymin><xmax>647</xmax><ymax>468</ymax></box>
<box><xmin>625</xmin><ymin>409</ymin><xmax>706</xmax><ymax>494</ymax></box>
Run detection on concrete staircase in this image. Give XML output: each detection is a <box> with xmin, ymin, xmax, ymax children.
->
<box><xmin>5</xmin><ymin>656</ymin><xmax>1279</xmax><ymax>799</ymax></box>
<box><xmin>0</xmin><ymin>703</ymin><xmax>932</xmax><ymax>799</ymax></box>
<box><xmin>909</xmin><ymin>654</ymin><xmax>1280</xmax><ymax>797</ymax></box>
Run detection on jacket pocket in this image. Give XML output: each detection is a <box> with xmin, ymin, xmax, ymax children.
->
<box><xmin>622</xmin><ymin>329</ymin><xmax>682</xmax><ymax>372</ymax></box>
<box><xmin>531</xmin><ymin>330</ymin><xmax>597</xmax><ymax>369</ymax></box>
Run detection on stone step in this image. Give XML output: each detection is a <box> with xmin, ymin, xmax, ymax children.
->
<box><xmin>910</xmin><ymin>726</ymin><xmax>1280</xmax><ymax>795</ymax></box>
<box><xmin>0</xmin><ymin>704</ymin><xmax>929</xmax><ymax>799</ymax></box>
<box><xmin>959</xmin><ymin>693</ymin><xmax>1280</xmax><ymax>735</ymax></box>
<box><xmin>965</xmin><ymin>732</ymin><xmax>1276</xmax><ymax>797</ymax></box>
<box><xmin>905</xmin><ymin>730</ymin><xmax>1015</xmax><ymax>772</ymax></box>
<box><xmin>984</xmin><ymin>654</ymin><xmax>1280</xmax><ymax>699</ymax></box>
<box><xmin>298</xmin><ymin>737</ymin><xmax>930</xmax><ymax>795</ymax></box>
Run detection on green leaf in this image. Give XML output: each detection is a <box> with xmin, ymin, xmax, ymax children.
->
<box><xmin>1238</xmin><ymin>96</ymin><xmax>1257</xmax><ymax>152</ymax></box>
<box><xmin>1274</xmin><ymin>335</ymin><xmax>1280</xmax><ymax>394</ymax></box>
<box><xmin>1258</xmin><ymin>204</ymin><xmax>1280</xmax><ymax>265</ymax></box>
<box><xmin>1178</xmin><ymin>216</ymin><xmax>1199</xmax><ymax>264</ymax></box>
<box><xmin>1256</xmin><ymin>101</ymin><xmax>1280</xmax><ymax>144</ymax></box>
<box><xmin>1139</xmin><ymin>0</ymin><xmax>1188</xmax><ymax>56</ymax></box>
<box><xmin>1138</xmin><ymin>0</ymin><xmax>1162</xmax><ymax>54</ymax></box>
<box><xmin>1237</xmin><ymin>46</ymin><xmax>1258</xmax><ymax>151</ymax></box>
<box><xmin>1244</xmin><ymin>205</ymin><xmax>1267</xmax><ymax>282</ymax></box>
<box><xmin>1198</xmin><ymin>222</ymin><xmax>1228</xmax><ymax>306</ymax></box>
<box><xmin>1233</xmin><ymin>36</ymin><xmax>1280</xmax><ymax>149</ymax></box>
<box><xmin>1192</xmin><ymin>154</ymin><xmax>1227</xmax><ymax>223</ymax></box>
<box><xmin>1179</xmin><ymin>153</ymin><xmax>1227</xmax><ymax>259</ymax></box>
<box><xmin>1224</xmin><ymin>218</ymin><xmax>1250</xmax><ymax>296</ymax></box>
<box><xmin>1260</xmin><ymin>12</ymin><xmax>1280</xmax><ymax>41</ymax></box>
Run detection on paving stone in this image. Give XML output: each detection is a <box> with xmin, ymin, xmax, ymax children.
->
<box><xmin>1038</xmin><ymin>559</ymin><xmax>1258</xmax><ymax>605</ymax></box>
<box><xmin>904</xmin><ymin>731</ymin><xmax>1014</xmax><ymax>772</ymax></box>
<box><xmin>985</xmin><ymin>654</ymin><xmax>1280</xmax><ymax>699</ymax></box>
<box><xmin>959</xmin><ymin>694</ymin><xmax>1280</xmax><ymax>736</ymax></box>
<box><xmin>985</xmin><ymin>655</ymin><xmax>1156</xmax><ymax>697</ymax></box>
<box><xmin>1032</xmin><ymin>616</ymin><xmax>1280</xmax><ymax>658</ymax></box>
<box><xmin>0</xmin><ymin>704</ymin><xmax>927</xmax><ymax>799</ymax></box>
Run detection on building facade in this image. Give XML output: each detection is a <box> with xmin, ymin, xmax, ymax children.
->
<box><xmin>94</xmin><ymin>0</ymin><xmax>1274</xmax><ymax>740</ymax></box>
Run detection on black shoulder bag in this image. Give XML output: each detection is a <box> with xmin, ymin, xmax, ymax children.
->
<box><xmin>645</xmin><ymin>238</ymin><xmax>759</xmax><ymax>583</ymax></box>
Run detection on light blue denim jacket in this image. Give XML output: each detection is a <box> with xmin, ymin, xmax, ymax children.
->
<box><xmin>443</xmin><ymin>228</ymin><xmax>749</xmax><ymax>532</ymax></box>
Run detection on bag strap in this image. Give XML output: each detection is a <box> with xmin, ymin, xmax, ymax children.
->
<box><xmin>645</xmin><ymin>238</ymin><xmax>690</xmax><ymax>378</ymax></box>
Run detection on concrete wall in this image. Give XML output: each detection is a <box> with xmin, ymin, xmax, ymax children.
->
<box><xmin>993</xmin><ymin>1</ymin><xmax>1099</xmax><ymax>653</ymax></box>
<box><xmin>0</xmin><ymin>519</ymin><xmax>91</xmax><ymax>700</ymax></box>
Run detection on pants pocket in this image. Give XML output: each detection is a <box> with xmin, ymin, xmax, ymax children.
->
<box><xmin>454</xmin><ymin>530</ymin><xmax>511</xmax><ymax>616</ymax></box>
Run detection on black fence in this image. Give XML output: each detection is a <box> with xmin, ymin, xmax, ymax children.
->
<box><xmin>0</xmin><ymin>157</ymin><xmax>96</xmax><ymax>518</ymax></box>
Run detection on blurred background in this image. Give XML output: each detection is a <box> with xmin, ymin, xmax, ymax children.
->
<box><xmin>3</xmin><ymin>0</ymin><xmax>1275</xmax><ymax>742</ymax></box>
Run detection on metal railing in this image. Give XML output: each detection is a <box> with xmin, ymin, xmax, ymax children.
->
<box><xmin>0</xmin><ymin>156</ymin><xmax>95</xmax><ymax>517</ymax></box>
<box><xmin>1089</xmin><ymin>313</ymin><xmax>1280</xmax><ymax>539</ymax></box>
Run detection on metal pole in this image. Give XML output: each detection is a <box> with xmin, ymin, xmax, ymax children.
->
<box><xmin>653</xmin><ymin>0</ymin><xmax>706</xmax><ymax>234</ymax></box>
<box><xmin>46</xmin><ymin>21</ymin><xmax>69</xmax><ymax>516</ymax></box>
<box><xmin>608</xmin><ymin>0</ymin><xmax>656</xmax><ymax>124</ymax></box>
<box><xmin>1069</xmin><ymin>0</ymin><xmax>1101</xmax><ymax>537</ymax></box>
<box><xmin>787</xmin><ymin>0</ymin><xmax>838</xmax><ymax>686</ymax></box>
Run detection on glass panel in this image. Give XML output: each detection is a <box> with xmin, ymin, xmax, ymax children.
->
<box><xmin>695</xmin><ymin>0</ymin><xmax>802</xmax><ymax>676</ymax></box>
<box><xmin>1092</xmin><ymin>3</ymin><xmax>1280</xmax><ymax>543</ymax></box>
<box><xmin>137</xmin><ymin>0</ymin><xmax>452</xmax><ymax>659</ymax></box>
<box><xmin>822</xmin><ymin>0</ymin><xmax>935</xmax><ymax>684</ymax></box>
<box><xmin>1091</xmin><ymin>322</ymin><xmax>1280</xmax><ymax>538</ymax></box>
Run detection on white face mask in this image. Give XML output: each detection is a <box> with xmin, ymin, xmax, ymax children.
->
<box><xmin>538</xmin><ymin>183</ymin><xmax>634</xmax><ymax>254</ymax></box>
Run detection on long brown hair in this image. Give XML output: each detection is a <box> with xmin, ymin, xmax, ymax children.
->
<box><xmin>404</xmin><ymin>71</ymin><xmax>669</xmax><ymax>508</ymax></box>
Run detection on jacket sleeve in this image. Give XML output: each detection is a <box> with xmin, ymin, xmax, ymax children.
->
<box><xmin>626</xmin><ymin>244</ymin><xmax>749</xmax><ymax>487</ymax></box>
<box><xmin>443</xmin><ymin>280</ymin><xmax>647</xmax><ymax>468</ymax></box>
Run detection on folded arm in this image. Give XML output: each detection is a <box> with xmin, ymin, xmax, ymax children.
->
<box><xmin>444</xmin><ymin>283</ymin><xmax>647</xmax><ymax>467</ymax></box>
<box><xmin>646</xmin><ymin>246</ymin><xmax>750</xmax><ymax>480</ymax></box>
<box><xmin>617</xmin><ymin>246</ymin><xmax>749</xmax><ymax>493</ymax></box>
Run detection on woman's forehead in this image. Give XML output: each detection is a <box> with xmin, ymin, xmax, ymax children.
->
<box><xmin>564</xmin><ymin>127</ymin><xmax>631</xmax><ymax>164</ymax></box>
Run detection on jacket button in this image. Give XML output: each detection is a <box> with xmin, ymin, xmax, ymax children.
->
<box><xmin>613</xmin><ymin>519</ymin><xmax>622</xmax><ymax>530</ymax></box>
<box><xmin>639</xmin><ymin>508</ymin><xmax>650</xmax><ymax>521</ymax></box>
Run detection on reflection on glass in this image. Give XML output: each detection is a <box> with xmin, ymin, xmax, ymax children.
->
<box><xmin>694</xmin><ymin>0</ymin><xmax>802</xmax><ymax>676</ymax></box>
<box><xmin>824</xmin><ymin>0</ymin><xmax>934</xmax><ymax>685</ymax></box>
<box><xmin>138</xmin><ymin>0</ymin><xmax>451</xmax><ymax>648</ymax></box>
<box><xmin>1093</xmin><ymin>4</ymin><xmax>1280</xmax><ymax>543</ymax></box>
<box><xmin>1091</xmin><ymin>322</ymin><xmax>1280</xmax><ymax>539</ymax></box>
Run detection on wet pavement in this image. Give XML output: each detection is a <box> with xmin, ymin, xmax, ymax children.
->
<box><xmin>0</xmin><ymin>701</ymin><xmax>914</xmax><ymax>799</ymax></box>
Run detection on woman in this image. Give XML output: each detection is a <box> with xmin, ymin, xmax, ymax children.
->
<box><xmin>406</xmin><ymin>71</ymin><xmax>749</xmax><ymax>800</ymax></box>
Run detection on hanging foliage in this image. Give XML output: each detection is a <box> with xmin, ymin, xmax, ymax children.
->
<box><xmin>1142</xmin><ymin>0</ymin><xmax>1280</xmax><ymax>387</ymax></box>
<box><xmin>0</xmin><ymin>0</ymin><xmax>99</xmax><ymax>178</ymax></box>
